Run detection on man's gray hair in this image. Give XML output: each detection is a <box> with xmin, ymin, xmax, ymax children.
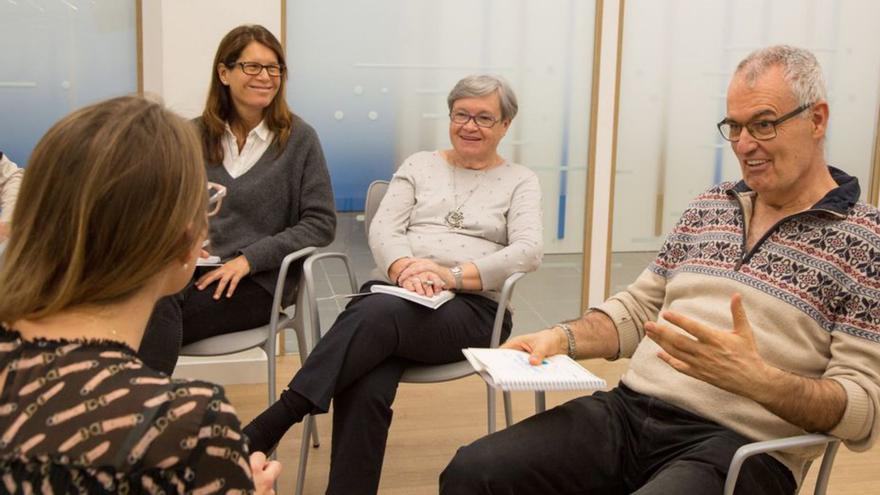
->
<box><xmin>447</xmin><ymin>74</ymin><xmax>519</xmax><ymax>121</ymax></box>
<box><xmin>735</xmin><ymin>45</ymin><xmax>827</xmax><ymax>110</ymax></box>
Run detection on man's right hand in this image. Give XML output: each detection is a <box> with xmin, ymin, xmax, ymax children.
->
<box><xmin>502</xmin><ymin>328</ymin><xmax>567</xmax><ymax>365</ymax></box>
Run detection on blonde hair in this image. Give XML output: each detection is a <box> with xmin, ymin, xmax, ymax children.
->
<box><xmin>0</xmin><ymin>96</ymin><xmax>208</xmax><ymax>323</ymax></box>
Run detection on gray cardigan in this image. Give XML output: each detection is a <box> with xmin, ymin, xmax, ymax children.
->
<box><xmin>200</xmin><ymin>115</ymin><xmax>336</xmax><ymax>302</ymax></box>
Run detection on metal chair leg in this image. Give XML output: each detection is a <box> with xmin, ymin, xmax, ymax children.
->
<box><xmin>535</xmin><ymin>391</ymin><xmax>546</xmax><ymax>413</ymax></box>
<box><xmin>487</xmin><ymin>384</ymin><xmax>497</xmax><ymax>433</ymax></box>
<box><xmin>310</xmin><ymin>415</ymin><xmax>320</xmax><ymax>447</ymax></box>
<box><xmin>503</xmin><ymin>391</ymin><xmax>513</xmax><ymax>427</ymax></box>
<box><xmin>295</xmin><ymin>415</ymin><xmax>313</xmax><ymax>495</ymax></box>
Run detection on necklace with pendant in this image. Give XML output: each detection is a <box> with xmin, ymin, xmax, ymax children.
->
<box><xmin>445</xmin><ymin>164</ymin><xmax>485</xmax><ymax>230</ymax></box>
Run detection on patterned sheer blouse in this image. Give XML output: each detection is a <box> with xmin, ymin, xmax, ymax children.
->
<box><xmin>0</xmin><ymin>327</ymin><xmax>255</xmax><ymax>493</ymax></box>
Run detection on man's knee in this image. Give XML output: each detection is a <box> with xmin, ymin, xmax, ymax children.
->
<box><xmin>440</xmin><ymin>441</ymin><xmax>506</xmax><ymax>494</ymax></box>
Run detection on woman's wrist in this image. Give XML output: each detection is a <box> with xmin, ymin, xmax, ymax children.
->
<box><xmin>440</xmin><ymin>267</ymin><xmax>457</xmax><ymax>289</ymax></box>
<box><xmin>388</xmin><ymin>257</ymin><xmax>411</xmax><ymax>283</ymax></box>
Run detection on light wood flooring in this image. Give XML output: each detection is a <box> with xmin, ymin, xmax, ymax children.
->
<box><xmin>226</xmin><ymin>355</ymin><xmax>878</xmax><ymax>494</ymax></box>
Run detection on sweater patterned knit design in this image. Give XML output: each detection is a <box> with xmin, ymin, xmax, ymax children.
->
<box><xmin>651</xmin><ymin>185</ymin><xmax>879</xmax><ymax>341</ymax></box>
<box><xmin>598</xmin><ymin>167</ymin><xmax>880</xmax><ymax>484</ymax></box>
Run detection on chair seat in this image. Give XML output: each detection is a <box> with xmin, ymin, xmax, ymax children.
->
<box><xmin>401</xmin><ymin>360</ymin><xmax>475</xmax><ymax>383</ymax></box>
<box><xmin>181</xmin><ymin>324</ymin><xmax>275</xmax><ymax>356</ymax></box>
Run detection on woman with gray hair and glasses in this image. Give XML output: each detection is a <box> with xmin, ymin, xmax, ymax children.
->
<box><xmin>244</xmin><ymin>74</ymin><xmax>543</xmax><ymax>494</ymax></box>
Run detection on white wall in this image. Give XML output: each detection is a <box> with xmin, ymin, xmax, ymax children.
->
<box><xmin>141</xmin><ymin>0</ymin><xmax>281</xmax><ymax>118</ymax></box>
<box><xmin>612</xmin><ymin>0</ymin><xmax>880</xmax><ymax>253</ymax></box>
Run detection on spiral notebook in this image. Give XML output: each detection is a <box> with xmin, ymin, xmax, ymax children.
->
<box><xmin>463</xmin><ymin>348</ymin><xmax>607</xmax><ymax>391</ymax></box>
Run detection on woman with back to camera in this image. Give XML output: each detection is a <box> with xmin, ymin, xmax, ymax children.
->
<box><xmin>140</xmin><ymin>24</ymin><xmax>336</xmax><ymax>375</ymax></box>
<box><xmin>0</xmin><ymin>96</ymin><xmax>281</xmax><ymax>493</ymax></box>
<box><xmin>244</xmin><ymin>74</ymin><xmax>543</xmax><ymax>494</ymax></box>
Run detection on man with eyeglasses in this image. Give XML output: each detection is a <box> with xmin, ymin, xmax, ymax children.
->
<box><xmin>442</xmin><ymin>45</ymin><xmax>880</xmax><ymax>495</ymax></box>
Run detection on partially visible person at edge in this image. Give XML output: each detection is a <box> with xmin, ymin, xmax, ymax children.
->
<box><xmin>0</xmin><ymin>151</ymin><xmax>22</xmax><ymax>241</ymax></box>
<box><xmin>0</xmin><ymin>96</ymin><xmax>281</xmax><ymax>493</ymax></box>
<box><xmin>139</xmin><ymin>24</ymin><xmax>336</xmax><ymax>375</ymax></box>
<box><xmin>243</xmin><ymin>74</ymin><xmax>543</xmax><ymax>494</ymax></box>
<box><xmin>441</xmin><ymin>45</ymin><xmax>880</xmax><ymax>495</ymax></box>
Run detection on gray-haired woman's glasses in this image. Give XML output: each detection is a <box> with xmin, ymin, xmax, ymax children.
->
<box><xmin>717</xmin><ymin>103</ymin><xmax>812</xmax><ymax>142</ymax></box>
<box><xmin>450</xmin><ymin>111</ymin><xmax>500</xmax><ymax>128</ymax></box>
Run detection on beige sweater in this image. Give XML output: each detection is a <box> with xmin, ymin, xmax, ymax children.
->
<box><xmin>368</xmin><ymin>150</ymin><xmax>543</xmax><ymax>300</ymax></box>
<box><xmin>598</xmin><ymin>170</ymin><xmax>880</xmax><ymax>483</ymax></box>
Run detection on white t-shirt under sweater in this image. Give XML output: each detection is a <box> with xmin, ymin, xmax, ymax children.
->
<box><xmin>368</xmin><ymin>150</ymin><xmax>543</xmax><ymax>301</ymax></box>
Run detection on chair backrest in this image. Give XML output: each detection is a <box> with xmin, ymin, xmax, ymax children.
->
<box><xmin>364</xmin><ymin>180</ymin><xmax>389</xmax><ymax>238</ymax></box>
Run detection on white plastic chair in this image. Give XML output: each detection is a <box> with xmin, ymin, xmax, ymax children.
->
<box><xmin>723</xmin><ymin>433</ymin><xmax>840</xmax><ymax>495</ymax></box>
<box><xmin>292</xmin><ymin>180</ymin><xmax>523</xmax><ymax>495</ymax></box>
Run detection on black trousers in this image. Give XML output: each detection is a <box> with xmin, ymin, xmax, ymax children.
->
<box><xmin>138</xmin><ymin>272</ymin><xmax>274</xmax><ymax>375</ymax></box>
<box><xmin>289</xmin><ymin>281</ymin><xmax>511</xmax><ymax>495</ymax></box>
<box><xmin>440</xmin><ymin>384</ymin><xmax>796</xmax><ymax>495</ymax></box>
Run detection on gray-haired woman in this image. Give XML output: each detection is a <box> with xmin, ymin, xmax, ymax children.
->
<box><xmin>244</xmin><ymin>74</ymin><xmax>543</xmax><ymax>494</ymax></box>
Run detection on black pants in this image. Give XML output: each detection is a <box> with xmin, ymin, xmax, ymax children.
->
<box><xmin>290</xmin><ymin>281</ymin><xmax>511</xmax><ymax>495</ymax></box>
<box><xmin>441</xmin><ymin>384</ymin><xmax>796</xmax><ymax>495</ymax></box>
<box><xmin>138</xmin><ymin>272</ymin><xmax>274</xmax><ymax>375</ymax></box>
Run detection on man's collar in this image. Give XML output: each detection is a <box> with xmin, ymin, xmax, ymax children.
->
<box><xmin>727</xmin><ymin>166</ymin><xmax>860</xmax><ymax>215</ymax></box>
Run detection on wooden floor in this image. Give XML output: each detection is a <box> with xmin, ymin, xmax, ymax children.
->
<box><xmin>226</xmin><ymin>355</ymin><xmax>878</xmax><ymax>494</ymax></box>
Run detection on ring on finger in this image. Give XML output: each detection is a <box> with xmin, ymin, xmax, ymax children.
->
<box><xmin>424</xmin><ymin>280</ymin><xmax>434</xmax><ymax>287</ymax></box>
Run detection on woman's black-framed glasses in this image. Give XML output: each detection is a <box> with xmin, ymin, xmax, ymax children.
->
<box><xmin>232</xmin><ymin>61</ymin><xmax>285</xmax><ymax>77</ymax></box>
<box><xmin>717</xmin><ymin>103</ymin><xmax>812</xmax><ymax>142</ymax></box>
<box><xmin>449</xmin><ymin>111</ymin><xmax>500</xmax><ymax>128</ymax></box>
<box><xmin>207</xmin><ymin>182</ymin><xmax>226</xmax><ymax>217</ymax></box>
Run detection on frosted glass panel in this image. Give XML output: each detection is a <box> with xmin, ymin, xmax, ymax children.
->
<box><xmin>0</xmin><ymin>0</ymin><xmax>137</xmax><ymax>166</ymax></box>
<box><xmin>612</xmin><ymin>0</ymin><xmax>880</xmax><ymax>263</ymax></box>
<box><xmin>286</xmin><ymin>0</ymin><xmax>597</xmax><ymax>256</ymax></box>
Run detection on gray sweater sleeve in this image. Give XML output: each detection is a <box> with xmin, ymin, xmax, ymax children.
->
<box><xmin>368</xmin><ymin>166</ymin><xmax>416</xmax><ymax>277</ymax></box>
<box><xmin>469</xmin><ymin>172</ymin><xmax>543</xmax><ymax>290</ymax></box>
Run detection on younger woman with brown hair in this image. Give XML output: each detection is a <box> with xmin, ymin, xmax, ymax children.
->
<box><xmin>140</xmin><ymin>24</ymin><xmax>336</xmax><ymax>375</ymax></box>
<box><xmin>0</xmin><ymin>96</ymin><xmax>280</xmax><ymax>493</ymax></box>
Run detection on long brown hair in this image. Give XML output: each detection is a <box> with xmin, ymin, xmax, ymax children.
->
<box><xmin>0</xmin><ymin>96</ymin><xmax>208</xmax><ymax>323</ymax></box>
<box><xmin>202</xmin><ymin>24</ymin><xmax>292</xmax><ymax>164</ymax></box>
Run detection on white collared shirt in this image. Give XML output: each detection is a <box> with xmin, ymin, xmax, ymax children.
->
<box><xmin>222</xmin><ymin>120</ymin><xmax>275</xmax><ymax>178</ymax></box>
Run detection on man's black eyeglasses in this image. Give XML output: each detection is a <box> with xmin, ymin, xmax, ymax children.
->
<box><xmin>717</xmin><ymin>103</ymin><xmax>812</xmax><ymax>142</ymax></box>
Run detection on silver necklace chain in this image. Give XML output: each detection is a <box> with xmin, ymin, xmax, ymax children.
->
<box><xmin>445</xmin><ymin>165</ymin><xmax>486</xmax><ymax>229</ymax></box>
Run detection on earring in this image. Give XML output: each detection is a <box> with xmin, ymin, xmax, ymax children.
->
<box><xmin>183</xmin><ymin>263</ymin><xmax>190</xmax><ymax>270</ymax></box>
